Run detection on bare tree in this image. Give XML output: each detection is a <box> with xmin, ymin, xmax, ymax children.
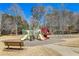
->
<box><xmin>7</xmin><ymin>3</ymin><xmax>27</xmax><ymax>35</ymax></box>
<box><xmin>31</xmin><ymin>6</ymin><xmax>45</xmax><ymax>29</ymax></box>
<box><xmin>0</xmin><ymin>11</ymin><xmax>4</xmax><ymax>35</ymax></box>
<box><xmin>45</xmin><ymin>6</ymin><xmax>59</xmax><ymax>33</ymax></box>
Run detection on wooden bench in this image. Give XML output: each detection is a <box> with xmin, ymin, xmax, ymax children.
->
<box><xmin>2</xmin><ymin>39</ymin><xmax>24</xmax><ymax>49</ymax></box>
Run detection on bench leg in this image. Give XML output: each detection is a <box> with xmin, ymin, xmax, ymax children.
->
<box><xmin>19</xmin><ymin>43</ymin><xmax>22</xmax><ymax>49</ymax></box>
<box><xmin>20</xmin><ymin>45</ymin><xmax>22</xmax><ymax>49</ymax></box>
<box><xmin>6</xmin><ymin>43</ymin><xmax>10</xmax><ymax>49</ymax></box>
<box><xmin>8</xmin><ymin>45</ymin><xmax>9</xmax><ymax>49</ymax></box>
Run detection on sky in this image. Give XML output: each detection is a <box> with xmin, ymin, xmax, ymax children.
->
<box><xmin>0</xmin><ymin>3</ymin><xmax>79</xmax><ymax>22</ymax></box>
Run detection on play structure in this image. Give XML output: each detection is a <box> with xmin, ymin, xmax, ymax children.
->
<box><xmin>22</xmin><ymin>27</ymin><xmax>51</xmax><ymax>41</ymax></box>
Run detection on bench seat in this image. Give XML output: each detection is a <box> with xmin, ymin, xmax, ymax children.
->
<box><xmin>1</xmin><ymin>39</ymin><xmax>24</xmax><ymax>49</ymax></box>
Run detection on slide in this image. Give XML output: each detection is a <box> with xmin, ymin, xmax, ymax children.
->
<box><xmin>21</xmin><ymin>34</ymin><xmax>28</xmax><ymax>41</ymax></box>
<box><xmin>39</xmin><ymin>34</ymin><xmax>47</xmax><ymax>40</ymax></box>
<box><xmin>21</xmin><ymin>30</ymin><xmax>30</xmax><ymax>41</ymax></box>
<box><xmin>40</xmin><ymin>27</ymin><xmax>51</xmax><ymax>40</ymax></box>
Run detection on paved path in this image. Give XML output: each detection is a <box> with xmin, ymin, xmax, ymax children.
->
<box><xmin>44</xmin><ymin>44</ymin><xmax>79</xmax><ymax>56</ymax></box>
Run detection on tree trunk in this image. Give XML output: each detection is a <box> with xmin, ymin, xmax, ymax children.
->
<box><xmin>16</xmin><ymin>24</ymin><xmax>18</xmax><ymax>35</ymax></box>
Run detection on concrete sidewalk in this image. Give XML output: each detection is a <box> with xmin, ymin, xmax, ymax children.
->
<box><xmin>44</xmin><ymin>44</ymin><xmax>79</xmax><ymax>56</ymax></box>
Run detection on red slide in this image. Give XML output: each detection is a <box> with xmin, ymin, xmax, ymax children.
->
<box><xmin>41</xmin><ymin>27</ymin><xmax>51</xmax><ymax>39</ymax></box>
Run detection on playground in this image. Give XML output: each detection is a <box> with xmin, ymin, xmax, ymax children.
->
<box><xmin>0</xmin><ymin>3</ymin><xmax>79</xmax><ymax>56</ymax></box>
